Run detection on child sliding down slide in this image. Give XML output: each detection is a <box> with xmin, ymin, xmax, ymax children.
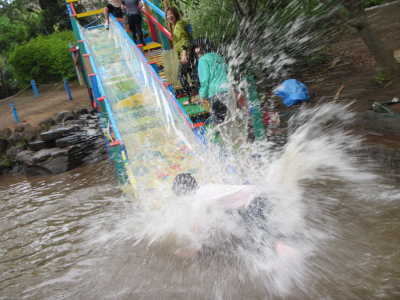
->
<box><xmin>172</xmin><ymin>173</ymin><xmax>298</xmax><ymax>258</ymax></box>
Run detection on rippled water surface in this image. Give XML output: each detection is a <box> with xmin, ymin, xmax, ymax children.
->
<box><xmin>0</xmin><ymin>156</ymin><xmax>399</xmax><ymax>299</ymax></box>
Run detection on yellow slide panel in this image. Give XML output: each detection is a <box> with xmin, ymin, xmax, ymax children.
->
<box><xmin>76</xmin><ymin>8</ymin><xmax>104</xmax><ymax>18</ymax></box>
<box><xmin>115</xmin><ymin>93</ymin><xmax>145</xmax><ymax>110</ymax></box>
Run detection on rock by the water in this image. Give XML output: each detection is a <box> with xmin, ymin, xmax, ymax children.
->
<box><xmin>14</xmin><ymin>123</ymin><xmax>27</xmax><ymax>133</ymax></box>
<box><xmin>56</xmin><ymin>134</ymin><xmax>87</xmax><ymax>148</ymax></box>
<box><xmin>39</xmin><ymin>118</ymin><xmax>56</xmax><ymax>131</ymax></box>
<box><xmin>55</xmin><ymin>111</ymin><xmax>75</xmax><ymax>123</ymax></box>
<box><xmin>0</xmin><ymin>139</ymin><xmax>8</xmax><ymax>153</ymax></box>
<box><xmin>6</xmin><ymin>146</ymin><xmax>18</xmax><ymax>160</ymax></box>
<box><xmin>8</xmin><ymin>132</ymin><xmax>25</xmax><ymax>146</ymax></box>
<box><xmin>39</xmin><ymin>155</ymin><xmax>69</xmax><ymax>174</ymax></box>
<box><xmin>21</xmin><ymin>124</ymin><xmax>38</xmax><ymax>142</ymax></box>
<box><xmin>0</xmin><ymin>128</ymin><xmax>12</xmax><ymax>139</ymax></box>
<box><xmin>40</xmin><ymin>125</ymin><xmax>80</xmax><ymax>142</ymax></box>
<box><xmin>32</xmin><ymin>148</ymin><xmax>68</xmax><ymax>164</ymax></box>
<box><xmin>16</xmin><ymin>150</ymin><xmax>34</xmax><ymax>165</ymax></box>
<box><xmin>24</xmin><ymin>166</ymin><xmax>53</xmax><ymax>176</ymax></box>
<box><xmin>3</xmin><ymin>108</ymin><xmax>106</xmax><ymax>176</ymax></box>
<box><xmin>79</xmin><ymin>114</ymin><xmax>91</xmax><ymax>120</ymax></box>
<box><xmin>74</xmin><ymin>107</ymin><xmax>90</xmax><ymax>116</ymax></box>
<box><xmin>32</xmin><ymin>149</ymin><xmax>52</xmax><ymax>163</ymax></box>
<box><xmin>28</xmin><ymin>140</ymin><xmax>54</xmax><ymax>152</ymax></box>
<box><xmin>65</xmin><ymin>119</ymin><xmax>87</xmax><ymax>127</ymax></box>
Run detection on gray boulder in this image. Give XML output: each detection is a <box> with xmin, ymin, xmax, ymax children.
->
<box><xmin>0</xmin><ymin>128</ymin><xmax>12</xmax><ymax>139</ymax></box>
<box><xmin>28</xmin><ymin>140</ymin><xmax>54</xmax><ymax>152</ymax></box>
<box><xmin>39</xmin><ymin>118</ymin><xmax>56</xmax><ymax>131</ymax></box>
<box><xmin>55</xmin><ymin>111</ymin><xmax>75</xmax><ymax>123</ymax></box>
<box><xmin>40</xmin><ymin>125</ymin><xmax>80</xmax><ymax>141</ymax></box>
<box><xmin>16</xmin><ymin>150</ymin><xmax>34</xmax><ymax>165</ymax></box>
<box><xmin>32</xmin><ymin>148</ymin><xmax>68</xmax><ymax>164</ymax></box>
<box><xmin>8</xmin><ymin>132</ymin><xmax>26</xmax><ymax>147</ymax></box>
<box><xmin>6</xmin><ymin>146</ymin><xmax>18</xmax><ymax>160</ymax></box>
<box><xmin>14</xmin><ymin>123</ymin><xmax>27</xmax><ymax>133</ymax></box>
<box><xmin>21</xmin><ymin>124</ymin><xmax>38</xmax><ymax>142</ymax></box>
<box><xmin>38</xmin><ymin>155</ymin><xmax>69</xmax><ymax>174</ymax></box>
<box><xmin>0</xmin><ymin>139</ymin><xmax>8</xmax><ymax>153</ymax></box>
<box><xmin>56</xmin><ymin>134</ymin><xmax>87</xmax><ymax>148</ymax></box>
<box><xmin>73</xmin><ymin>107</ymin><xmax>90</xmax><ymax>116</ymax></box>
<box><xmin>24</xmin><ymin>166</ymin><xmax>53</xmax><ymax>176</ymax></box>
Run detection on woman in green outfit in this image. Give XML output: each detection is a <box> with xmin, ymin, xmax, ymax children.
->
<box><xmin>166</xmin><ymin>7</ymin><xmax>197</xmax><ymax>104</ymax></box>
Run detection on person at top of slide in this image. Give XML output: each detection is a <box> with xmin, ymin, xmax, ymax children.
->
<box><xmin>122</xmin><ymin>0</ymin><xmax>146</xmax><ymax>45</ymax></box>
<box><xmin>104</xmin><ymin>0</ymin><xmax>124</xmax><ymax>28</ymax></box>
<box><xmin>166</xmin><ymin>7</ymin><xmax>198</xmax><ymax>104</ymax></box>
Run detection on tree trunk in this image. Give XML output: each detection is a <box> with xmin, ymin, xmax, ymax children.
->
<box><xmin>356</xmin><ymin>16</ymin><xmax>398</xmax><ymax>74</ymax></box>
<box><xmin>340</xmin><ymin>0</ymin><xmax>399</xmax><ymax>76</ymax></box>
<box><xmin>0</xmin><ymin>68</ymin><xmax>7</xmax><ymax>98</ymax></box>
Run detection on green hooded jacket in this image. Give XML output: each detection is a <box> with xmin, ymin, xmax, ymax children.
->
<box><xmin>198</xmin><ymin>52</ymin><xmax>229</xmax><ymax>99</ymax></box>
<box><xmin>172</xmin><ymin>20</ymin><xmax>190</xmax><ymax>56</ymax></box>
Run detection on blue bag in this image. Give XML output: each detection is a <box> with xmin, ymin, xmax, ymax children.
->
<box><xmin>274</xmin><ymin>79</ymin><xmax>309</xmax><ymax>107</ymax></box>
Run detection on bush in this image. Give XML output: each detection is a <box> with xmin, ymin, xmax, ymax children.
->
<box><xmin>8</xmin><ymin>31</ymin><xmax>76</xmax><ymax>85</ymax></box>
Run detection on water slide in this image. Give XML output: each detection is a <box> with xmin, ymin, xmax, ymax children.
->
<box><xmin>67</xmin><ymin>2</ymin><xmax>209</xmax><ymax>199</ymax></box>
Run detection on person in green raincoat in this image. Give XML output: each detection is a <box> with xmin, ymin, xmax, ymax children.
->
<box><xmin>194</xmin><ymin>38</ymin><xmax>265</xmax><ymax>141</ymax></box>
<box><xmin>193</xmin><ymin>38</ymin><xmax>230</xmax><ymax>125</ymax></box>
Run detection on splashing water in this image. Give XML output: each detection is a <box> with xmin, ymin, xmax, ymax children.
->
<box><xmin>68</xmin><ymin>2</ymin><xmax>400</xmax><ymax>298</ymax></box>
<box><xmin>75</xmin><ymin>102</ymin><xmax>400</xmax><ymax>299</ymax></box>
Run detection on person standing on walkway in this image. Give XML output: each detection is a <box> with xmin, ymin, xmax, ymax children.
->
<box><xmin>166</xmin><ymin>7</ymin><xmax>196</xmax><ymax>104</ymax></box>
<box><xmin>122</xmin><ymin>0</ymin><xmax>146</xmax><ymax>45</ymax></box>
<box><xmin>104</xmin><ymin>0</ymin><xmax>125</xmax><ymax>28</ymax></box>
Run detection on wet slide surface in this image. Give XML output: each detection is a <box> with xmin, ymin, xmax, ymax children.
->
<box><xmin>81</xmin><ymin>20</ymin><xmax>205</xmax><ymax>198</ymax></box>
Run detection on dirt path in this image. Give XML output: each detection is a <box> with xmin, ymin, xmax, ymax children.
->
<box><xmin>0</xmin><ymin>82</ymin><xmax>91</xmax><ymax>130</ymax></box>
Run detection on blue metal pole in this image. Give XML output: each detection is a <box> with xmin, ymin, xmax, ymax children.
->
<box><xmin>63</xmin><ymin>79</ymin><xmax>73</xmax><ymax>101</ymax></box>
<box><xmin>8</xmin><ymin>103</ymin><xmax>20</xmax><ymax>123</ymax></box>
<box><xmin>89</xmin><ymin>73</ymin><xmax>101</xmax><ymax>106</ymax></box>
<box><xmin>142</xmin><ymin>0</ymin><xmax>166</xmax><ymax>18</ymax></box>
<box><xmin>31</xmin><ymin>79</ymin><xmax>40</xmax><ymax>97</ymax></box>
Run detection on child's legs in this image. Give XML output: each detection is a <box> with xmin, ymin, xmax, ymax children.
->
<box><xmin>178</xmin><ymin>63</ymin><xmax>192</xmax><ymax>95</ymax></box>
<box><xmin>127</xmin><ymin>14</ymin><xmax>138</xmax><ymax>40</ymax></box>
<box><xmin>133</xmin><ymin>14</ymin><xmax>145</xmax><ymax>44</ymax></box>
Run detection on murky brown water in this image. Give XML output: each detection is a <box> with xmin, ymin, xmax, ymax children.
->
<box><xmin>0</xmin><ymin>162</ymin><xmax>121</xmax><ymax>299</ymax></box>
<box><xmin>0</xmin><ymin>160</ymin><xmax>399</xmax><ymax>299</ymax></box>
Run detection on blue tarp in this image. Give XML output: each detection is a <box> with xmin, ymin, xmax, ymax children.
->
<box><xmin>274</xmin><ymin>79</ymin><xmax>309</xmax><ymax>107</ymax></box>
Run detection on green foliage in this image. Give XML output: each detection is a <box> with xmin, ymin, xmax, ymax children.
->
<box><xmin>0</xmin><ymin>155</ymin><xmax>13</xmax><ymax>168</ymax></box>
<box><xmin>303</xmin><ymin>52</ymin><xmax>331</xmax><ymax>67</ymax></box>
<box><xmin>8</xmin><ymin>31</ymin><xmax>76</xmax><ymax>85</ymax></box>
<box><xmin>38</xmin><ymin>0</ymin><xmax>70</xmax><ymax>34</ymax></box>
<box><xmin>0</xmin><ymin>16</ymin><xmax>28</xmax><ymax>54</ymax></box>
<box><xmin>180</xmin><ymin>0</ymin><xmax>238</xmax><ymax>42</ymax></box>
<box><xmin>362</xmin><ymin>0</ymin><xmax>392</xmax><ymax>8</ymax></box>
<box><xmin>374</xmin><ymin>70</ymin><xmax>391</xmax><ymax>85</ymax></box>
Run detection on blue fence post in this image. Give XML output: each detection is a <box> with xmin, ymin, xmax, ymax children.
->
<box><xmin>63</xmin><ymin>79</ymin><xmax>73</xmax><ymax>101</ymax></box>
<box><xmin>31</xmin><ymin>79</ymin><xmax>40</xmax><ymax>97</ymax></box>
<box><xmin>88</xmin><ymin>73</ymin><xmax>101</xmax><ymax>109</ymax></box>
<box><xmin>8</xmin><ymin>103</ymin><xmax>21</xmax><ymax>123</ymax></box>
